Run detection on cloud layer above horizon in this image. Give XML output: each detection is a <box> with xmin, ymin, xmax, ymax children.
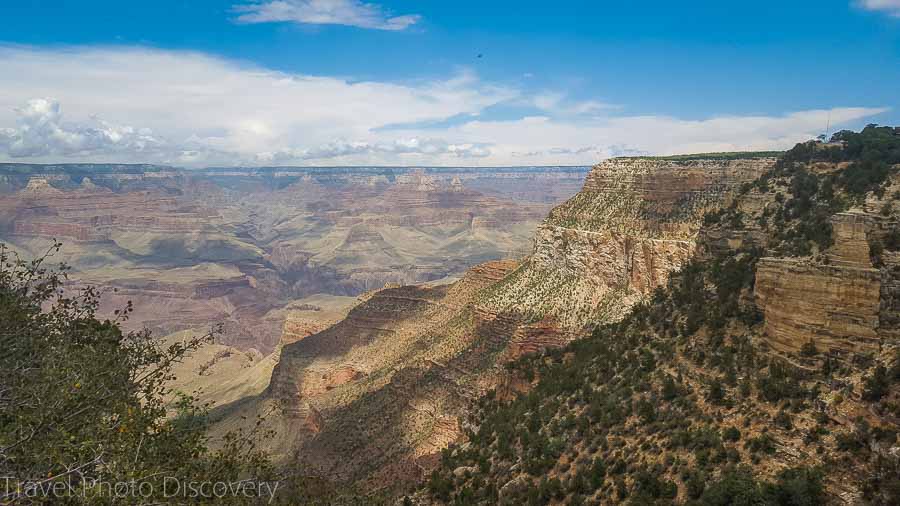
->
<box><xmin>232</xmin><ymin>0</ymin><xmax>421</xmax><ymax>30</ymax></box>
<box><xmin>0</xmin><ymin>46</ymin><xmax>889</xmax><ymax>167</ymax></box>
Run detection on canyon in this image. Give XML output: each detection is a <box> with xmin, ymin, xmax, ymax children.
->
<box><xmin>5</xmin><ymin>133</ymin><xmax>899</xmax><ymax>504</ymax></box>
<box><xmin>0</xmin><ymin>164</ymin><xmax>587</xmax><ymax>358</ymax></box>
<box><xmin>211</xmin><ymin>153</ymin><xmax>786</xmax><ymax>494</ymax></box>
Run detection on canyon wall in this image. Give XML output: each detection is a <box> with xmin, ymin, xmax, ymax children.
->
<box><xmin>755</xmin><ymin>208</ymin><xmax>900</xmax><ymax>357</ymax></box>
<box><xmin>479</xmin><ymin>157</ymin><xmax>775</xmax><ymax>328</ymax></box>
<box><xmin>755</xmin><ymin>257</ymin><xmax>882</xmax><ymax>356</ymax></box>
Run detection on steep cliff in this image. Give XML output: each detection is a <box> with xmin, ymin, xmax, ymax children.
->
<box><xmin>754</xmin><ymin>212</ymin><xmax>884</xmax><ymax>357</ymax></box>
<box><xmin>215</xmin><ymin>260</ymin><xmax>528</xmax><ymax>488</ymax></box>
<box><xmin>479</xmin><ymin>156</ymin><xmax>775</xmax><ymax>328</ymax></box>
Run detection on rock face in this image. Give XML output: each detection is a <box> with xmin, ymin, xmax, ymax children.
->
<box><xmin>755</xmin><ymin>208</ymin><xmax>900</xmax><ymax>357</ymax></box>
<box><xmin>480</xmin><ymin>156</ymin><xmax>775</xmax><ymax>328</ymax></box>
<box><xmin>755</xmin><ymin>257</ymin><xmax>882</xmax><ymax>356</ymax></box>
<box><xmin>830</xmin><ymin>212</ymin><xmax>877</xmax><ymax>267</ymax></box>
<box><xmin>231</xmin><ymin>260</ymin><xmax>527</xmax><ymax>486</ymax></box>
<box><xmin>210</xmin><ymin>257</ymin><xmax>564</xmax><ymax>489</ymax></box>
<box><xmin>411</xmin><ymin>132</ymin><xmax>900</xmax><ymax>506</ymax></box>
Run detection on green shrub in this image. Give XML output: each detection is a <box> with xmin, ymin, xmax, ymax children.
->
<box><xmin>722</xmin><ymin>426</ymin><xmax>741</xmax><ymax>442</ymax></box>
<box><xmin>862</xmin><ymin>365</ymin><xmax>891</xmax><ymax>402</ymax></box>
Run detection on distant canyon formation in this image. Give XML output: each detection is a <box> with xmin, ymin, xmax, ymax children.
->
<box><xmin>0</xmin><ymin>164</ymin><xmax>587</xmax><ymax>353</ymax></box>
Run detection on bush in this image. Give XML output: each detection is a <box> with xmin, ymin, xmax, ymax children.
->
<box><xmin>766</xmin><ymin>467</ymin><xmax>825</xmax><ymax>506</ymax></box>
<box><xmin>800</xmin><ymin>340</ymin><xmax>818</xmax><ymax>357</ymax></box>
<box><xmin>862</xmin><ymin>365</ymin><xmax>891</xmax><ymax>402</ymax></box>
<box><xmin>746</xmin><ymin>434</ymin><xmax>777</xmax><ymax>455</ymax></box>
<box><xmin>870</xmin><ymin>238</ymin><xmax>885</xmax><ymax>267</ymax></box>
<box><xmin>722</xmin><ymin>427</ymin><xmax>742</xmax><ymax>442</ymax></box>
<box><xmin>697</xmin><ymin>466</ymin><xmax>825</xmax><ymax>506</ymax></box>
<box><xmin>707</xmin><ymin>380</ymin><xmax>727</xmax><ymax>405</ymax></box>
<box><xmin>758</xmin><ymin>360</ymin><xmax>808</xmax><ymax>402</ymax></box>
<box><xmin>696</xmin><ymin>466</ymin><xmax>764</xmax><ymax>505</ymax></box>
<box><xmin>885</xmin><ymin>228</ymin><xmax>900</xmax><ymax>251</ymax></box>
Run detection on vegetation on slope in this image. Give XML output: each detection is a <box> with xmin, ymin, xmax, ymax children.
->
<box><xmin>417</xmin><ymin>126</ymin><xmax>900</xmax><ymax>505</ymax></box>
<box><xmin>3</xmin><ymin>127</ymin><xmax>899</xmax><ymax>504</ymax></box>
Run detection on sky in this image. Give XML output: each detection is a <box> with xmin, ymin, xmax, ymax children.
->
<box><xmin>0</xmin><ymin>0</ymin><xmax>898</xmax><ymax>167</ymax></box>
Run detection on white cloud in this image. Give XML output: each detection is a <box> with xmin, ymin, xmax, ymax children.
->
<box><xmin>530</xmin><ymin>93</ymin><xmax>616</xmax><ymax>117</ymax></box>
<box><xmin>0</xmin><ymin>45</ymin><xmax>889</xmax><ymax>167</ymax></box>
<box><xmin>0</xmin><ymin>98</ymin><xmax>166</xmax><ymax>158</ymax></box>
<box><xmin>433</xmin><ymin>108</ymin><xmax>888</xmax><ymax>165</ymax></box>
<box><xmin>256</xmin><ymin>138</ymin><xmax>490</xmax><ymax>163</ymax></box>
<box><xmin>0</xmin><ymin>46</ymin><xmax>515</xmax><ymax>165</ymax></box>
<box><xmin>856</xmin><ymin>0</ymin><xmax>900</xmax><ymax>16</ymax></box>
<box><xmin>233</xmin><ymin>0</ymin><xmax>421</xmax><ymax>30</ymax></box>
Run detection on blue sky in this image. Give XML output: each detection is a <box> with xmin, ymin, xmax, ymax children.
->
<box><xmin>0</xmin><ymin>0</ymin><xmax>898</xmax><ymax>166</ymax></box>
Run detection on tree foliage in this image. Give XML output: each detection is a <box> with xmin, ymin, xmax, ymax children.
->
<box><xmin>0</xmin><ymin>242</ymin><xmax>276</xmax><ymax>503</ymax></box>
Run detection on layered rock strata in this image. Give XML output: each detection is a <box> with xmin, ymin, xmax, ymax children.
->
<box><xmin>755</xmin><ymin>209</ymin><xmax>900</xmax><ymax>356</ymax></box>
<box><xmin>479</xmin><ymin>157</ymin><xmax>776</xmax><ymax>327</ymax></box>
<box><xmin>755</xmin><ymin>257</ymin><xmax>882</xmax><ymax>356</ymax></box>
<box><xmin>1</xmin><ymin>165</ymin><xmax>586</xmax><ymax>353</ymax></box>
<box><xmin>218</xmin><ymin>260</ymin><xmax>528</xmax><ymax>487</ymax></box>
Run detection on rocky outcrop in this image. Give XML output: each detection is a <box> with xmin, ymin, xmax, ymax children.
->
<box><xmin>829</xmin><ymin>212</ymin><xmax>877</xmax><ymax>267</ymax></box>
<box><xmin>281</xmin><ymin>317</ymin><xmax>330</xmax><ymax>345</ymax></box>
<box><xmin>504</xmin><ymin>316</ymin><xmax>569</xmax><ymax>360</ymax></box>
<box><xmin>217</xmin><ymin>260</ymin><xmax>543</xmax><ymax>487</ymax></box>
<box><xmin>755</xmin><ymin>212</ymin><xmax>887</xmax><ymax>357</ymax></box>
<box><xmin>755</xmin><ymin>257</ymin><xmax>882</xmax><ymax>356</ymax></box>
<box><xmin>193</xmin><ymin>278</ymin><xmax>252</xmax><ymax>298</ymax></box>
<box><xmin>564</xmin><ymin>157</ymin><xmax>773</xmax><ymax>234</ymax></box>
<box><xmin>23</xmin><ymin>177</ymin><xmax>64</xmax><ymax>194</ymax></box>
<box><xmin>5</xmin><ymin>183</ymin><xmax>212</xmax><ymax>241</ymax></box>
<box><xmin>13</xmin><ymin>221</ymin><xmax>103</xmax><ymax>241</ymax></box>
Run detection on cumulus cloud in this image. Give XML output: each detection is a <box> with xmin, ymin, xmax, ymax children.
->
<box><xmin>0</xmin><ymin>46</ymin><xmax>516</xmax><ymax>165</ymax></box>
<box><xmin>0</xmin><ymin>46</ymin><xmax>889</xmax><ymax>167</ymax></box>
<box><xmin>856</xmin><ymin>0</ymin><xmax>900</xmax><ymax>17</ymax></box>
<box><xmin>233</xmin><ymin>0</ymin><xmax>421</xmax><ymax>30</ymax></box>
<box><xmin>0</xmin><ymin>98</ymin><xmax>166</xmax><ymax>158</ymax></box>
<box><xmin>0</xmin><ymin>98</ymin><xmax>490</xmax><ymax>165</ymax></box>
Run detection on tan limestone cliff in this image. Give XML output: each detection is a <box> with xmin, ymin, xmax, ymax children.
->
<box><xmin>754</xmin><ymin>212</ymin><xmax>885</xmax><ymax>357</ymax></box>
<box><xmin>755</xmin><ymin>258</ymin><xmax>882</xmax><ymax>356</ymax></box>
<box><xmin>479</xmin><ymin>157</ymin><xmax>775</xmax><ymax>328</ymax></box>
